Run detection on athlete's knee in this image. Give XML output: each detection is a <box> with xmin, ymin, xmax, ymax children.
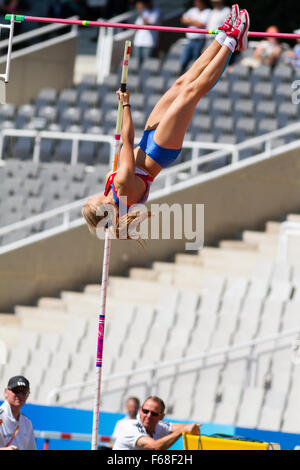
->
<box><xmin>181</xmin><ymin>82</ymin><xmax>201</xmax><ymax>100</ymax></box>
<box><xmin>172</xmin><ymin>75</ymin><xmax>185</xmax><ymax>90</ymax></box>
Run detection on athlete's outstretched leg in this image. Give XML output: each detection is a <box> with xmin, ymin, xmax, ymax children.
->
<box><xmin>144</xmin><ymin>4</ymin><xmax>240</xmax><ymax>130</ymax></box>
<box><xmin>154</xmin><ymin>9</ymin><xmax>250</xmax><ymax>149</ymax></box>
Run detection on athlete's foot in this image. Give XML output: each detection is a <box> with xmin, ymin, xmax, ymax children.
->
<box><xmin>218</xmin><ymin>4</ymin><xmax>240</xmax><ymax>32</ymax></box>
<box><xmin>226</xmin><ymin>9</ymin><xmax>250</xmax><ymax>51</ymax></box>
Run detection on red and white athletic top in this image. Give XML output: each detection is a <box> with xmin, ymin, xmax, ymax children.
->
<box><xmin>104</xmin><ymin>167</ymin><xmax>154</xmax><ymax>208</ymax></box>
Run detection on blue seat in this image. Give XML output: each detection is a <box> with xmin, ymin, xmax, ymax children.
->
<box><xmin>54</xmin><ymin>140</ymin><xmax>72</xmax><ymax>163</ymax></box>
<box><xmin>255</xmin><ymin>101</ymin><xmax>276</xmax><ymax>121</ymax></box>
<box><xmin>233</xmin><ymin>99</ymin><xmax>254</xmax><ymax>119</ymax></box>
<box><xmin>15</xmin><ymin>104</ymin><xmax>35</xmax><ymax>128</ymax></box>
<box><xmin>0</xmin><ymin>103</ymin><xmax>16</xmax><ymax>121</ymax></box>
<box><xmin>161</xmin><ymin>59</ymin><xmax>181</xmax><ymax>81</ymax></box>
<box><xmin>76</xmin><ymin>75</ymin><xmax>97</xmax><ymax>94</ymax></box>
<box><xmin>143</xmin><ymin>76</ymin><xmax>165</xmax><ymax>96</ymax></box>
<box><xmin>197</xmin><ymin>96</ymin><xmax>211</xmax><ymax>114</ymax></box>
<box><xmin>13</xmin><ymin>137</ymin><xmax>34</xmax><ymax>160</ymax></box>
<box><xmin>140</xmin><ymin>58</ymin><xmax>161</xmax><ymax>83</ymax></box>
<box><xmin>229</xmin><ymin>64</ymin><xmax>250</xmax><ymax>83</ymax></box>
<box><xmin>101</xmin><ymin>73</ymin><xmax>119</xmax><ymax>94</ymax></box>
<box><xmin>38</xmin><ymin>106</ymin><xmax>57</xmax><ymax>123</ymax></box>
<box><xmin>78</xmin><ymin>141</ymin><xmax>97</xmax><ymax>165</ymax></box>
<box><xmin>274</xmin><ymin>83</ymin><xmax>292</xmax><ymax>106</ymax></box>
<box><xmin>210</xmin><ymin>80</ymin><xmax>230</xmax><ymax>99</ymax></box>
<box><xmin>82</xmin><ymin>109</ymin><xmax>102</xmax><ymax>130</ymax></box>
<box><xmin>211</xmin><ymin>98</ymin><xmax>231</xmax><ymax>117</ymax></box>
<box><xmin>59</xmin><ymin>107</ymin><xmax>81</xmax><ymax>129</ymax></box>
<box><xmin>252</xmin><ymin>82</ymin><xmax>274</xmax><ymax>103</ymax></box>
<box><xmin>277</xmin><ymin>102</ymin><xmax>298</xmax><ymax>127</ymax></box>
<box><xmin>257</xmin><ymin>118</ymin><xmax>278</xmax><ymax>135</ymax></box>
<box><xmin>231</xmin><ymin>81</ymin><xmax>252</xmax><ymax>101</ymax></box>
<box><xmin>78</xmin><ymin>90</ymin><xmax>101</xmax><ymax>111</ymax></box>
<box><xmin>250</xmin><ymin>65</ymin><xmax>271</xmax><ymax>86</ymax></box>
<box><xmin>190</xmin><ymin>115</ymin><xmax>211</xmax><ymax>138</ymax></box>
<box><xmin>35</xmin><ymin>88</ymin><xmax>57</xmax><ymax>108</ymax></box>
<box><xmin>272</xmin><ymin>64</ymin><xmax>293</xmax><ymax>87</ymax></box>
<box><xmin>39</xmin><ymin>139</ymin><xmax>55</xmax><ymax>163</ymax></box>
<box><xmin>145</xmin><ymin>93</ymin><xmax>162</xmax><ymax>115</ymax></box>
<box><xmin>235</xmin><ymin>117</ymin><xmax>256</xmax><ymax>141</ymax></box>
<box><xmin>213</xmin><ymin>116</ymin><xmax>234</xmax><ymax>140</ymax></box>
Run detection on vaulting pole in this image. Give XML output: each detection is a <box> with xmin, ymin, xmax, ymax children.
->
<box><xmin>91</xmin><ymin>40</ymin><xmax>131</xmax><ymax>451</ymax></box>
<box><xmin>5</xmin><ymin>14</ymin><xmax>300</xmax><ymax>40</ymax></box>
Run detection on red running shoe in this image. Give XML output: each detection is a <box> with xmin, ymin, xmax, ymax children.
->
<box><xmin>226</xmin><ymin>9</ymin><xmax>250</xmax><ymax>51</ymax></box>
<box><xmin>218</xmin><ymin>4</ymin><xmax>240</xmax><ymax>32</ymax></box>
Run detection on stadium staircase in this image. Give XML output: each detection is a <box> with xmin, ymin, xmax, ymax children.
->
<box><xmin>1</xmin><ymin>215</ymin><xmax>300</xmax><ymax>434</ymax></box>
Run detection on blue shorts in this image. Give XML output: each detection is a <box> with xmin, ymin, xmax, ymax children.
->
<box><xmin>138</xmin><ymin>129</ymin><xmax>181</xmax><ymax>168</ymax></box>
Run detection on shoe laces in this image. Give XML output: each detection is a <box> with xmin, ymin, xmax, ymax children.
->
<box><xmin>234</xmin><ymin>16</ymin><xmax>242</xmax><ymax>29</ymax></box>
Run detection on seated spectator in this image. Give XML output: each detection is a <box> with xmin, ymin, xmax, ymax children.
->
<box><xmin>179</xmin><ymin>0</ymin><xmax>211</xmax><ymax>75</ymax></box>
<box><xmin>284</xmin><ymin>28</ymin><xmax>300</xmax><ymax>70</ymax></box>
<box><xmin>111</xmin><ymin>396</ymin><xmax>140</xmax><ymax>443</ymax></box>
<box><xmin>113</xmin><ymin>395</ymin><xmax>201</xmax><ymax>450</ymax></box>
<box><xmin>241</xmin><ymin>26</ymin><xmax>282</xmax><ymax>69</ymax></box>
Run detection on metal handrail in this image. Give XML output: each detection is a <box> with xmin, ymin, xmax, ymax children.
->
<box><xmin>0</xmin><ymin>123</ymin><xmax>300</xmax><ymax>253</ymax></box>
<box><xmin>46</xmin><ymin>327</ymin><xmax>300</xmax><ymax>405</ymax></box>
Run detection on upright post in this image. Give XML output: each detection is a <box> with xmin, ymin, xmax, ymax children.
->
<box><xmin>91</xmin><ymin>40</ymin><xmax>131</xmax><ymax>451</ymax></box>
<box><xmin>0</xmin><ymin>14</ymin><xmax>15</xmax><ymax>83</ymax></box>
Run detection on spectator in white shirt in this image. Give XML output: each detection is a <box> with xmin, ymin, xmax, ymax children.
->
<box><xmin>112</xmin><ymin>396</ymin><xmax>140</xmax><ymax>443</ymax></box>
<box><xmin>0</xmin><ymin>376</ymin><xmax>36</xmax><ymax>450</ymax></box>
<box><xmin>206</xmin><ymin>0</ymin><xmax>230</xmax><ymax>32</ymax></box>
<box><xmin>134</xmin><ymin>0</ymin><xmax>162</xmax><ymax>66</ymax></box>
<box><xmin>179</xmin><ymin>0</ymin><xmax>211</xmax><ymax>74</ymax></box>
<box><xmin>113</xmin><ymin>395</ymin><xmax>201</xmax><ymax>450</ymax></box>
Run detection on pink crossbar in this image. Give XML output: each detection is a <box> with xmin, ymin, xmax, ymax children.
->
<box><xmin>9</xmin><ymin>15</ymin><xmax>300</xmax><ymax>39</ymax></box>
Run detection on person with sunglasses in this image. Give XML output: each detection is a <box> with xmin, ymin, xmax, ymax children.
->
<box><xmin>113</xmin><ymin>395</ymin><xmax>201</xmax><ymax>450</ymax></box>
<box><xmin>0</xmin><ymin>376</ymin><xmax>36</xmax><ymax>450</ymax></box>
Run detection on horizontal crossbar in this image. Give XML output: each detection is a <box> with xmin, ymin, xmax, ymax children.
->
<box><xmin>4</xmin><ymin>14</ymin><xmax>300</xmax><ymax>39</ymax></box>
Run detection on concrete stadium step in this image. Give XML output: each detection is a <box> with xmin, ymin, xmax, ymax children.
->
<box><xmin>286</xmin><ymin>214</ymin><xmax>300</xmax><ymax>223</ymax></box>
<box><xmin>0</xmin><ymin>313</ymin><xmax>21</xmax><ymax>327</ymax></box>
<box><xmin>0</xmin><ymin>325</ymin><xmax>22</xmax><ymax>347</ymax></box>
<box><xmin>198</xmin><ymin>247</ymin><xmax>266</xmax><ymax>273</ymax></box>
<box><xmin>155</xmin><ymin>259</ymin><xmax>212</xmax><ymax>284</ymax></box>
<box><xmin>14</xmin><ymin>306</ymin><xmax>71</xmax><ymax>333</ymax></box>
<box><xmin>84</xmin><ymin>277</ymin><xmax>165</xmax><ymax>305</ymax></box>
<box><xmin>60</xmin><ymin>291</ymin><xmax>103</xmax><ymax>316</ymax></box>
<box><xmin>218</xmin><ymin>240</ymin><xmax>258</xmax><ymax>251</ymax></box>
<box><xmin>265</xmin><ymin>221</ymin><xmax>282</xmax><ymax>234</ymax></box>
<box><xmin>174</xmin><ymin>254</ymin><xmax>202</xmax><ymax>266</ymax></box>
<box><xmin>152</xmin><ymin>260</ymin><xmax>247</xmax><ymax>285</ymax></box>
<box><xmin>37</xmin><ymin>297</ymin><xmax>66</xmax><ymax>311</ymax></box>
<box><xmin>0</xmin><ymin>314</ymin><xmax>22</xmax><ymax>346</ymax></box>
<box><xmin>129</xmin><ymin>267</ymin><xmax>158</xmax><ymax>281</ymax></box>
<box><xmin>242</xmin><ymin>230</ymin><xmax>279</xmax><ymax>245</ymax></box>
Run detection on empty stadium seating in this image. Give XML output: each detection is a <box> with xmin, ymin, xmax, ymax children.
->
<box><xmin>1</xmin><ymin>214</ymin><xmax>300</xmax><ymax>434</ymax></box>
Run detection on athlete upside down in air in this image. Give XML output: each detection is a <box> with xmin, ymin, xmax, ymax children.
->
<box><xmin>82</xmin><ymin>5</ymin><xmax>250</xmax><ymax>238</ymax></box>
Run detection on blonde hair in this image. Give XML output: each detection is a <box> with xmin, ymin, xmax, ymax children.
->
<box><xmin>82</xmin><ymin>201</ymin><xmax>151</xmax><ymax>241</ymax></box>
